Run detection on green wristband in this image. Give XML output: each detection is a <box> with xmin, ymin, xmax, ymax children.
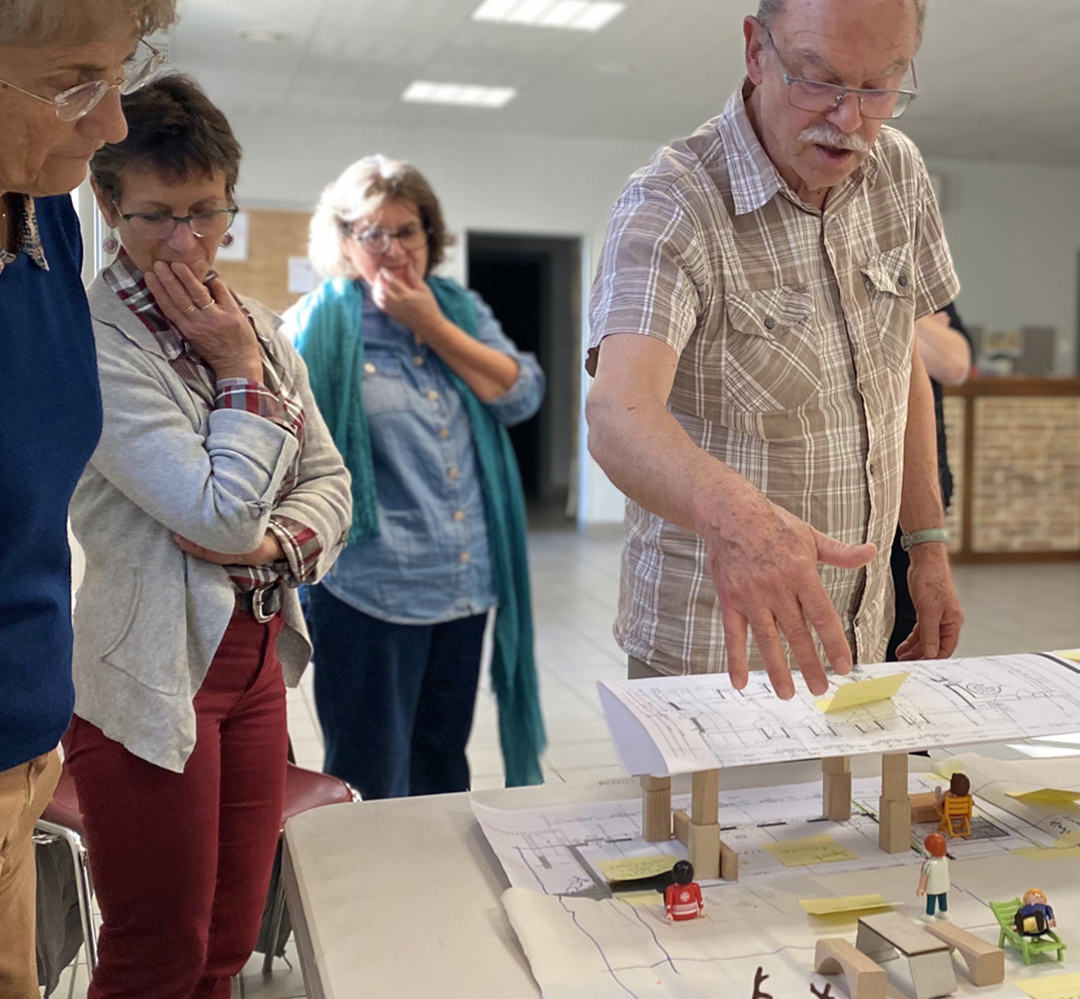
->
<box><xmin>900</xmin><ymin>528</ymin><xmax>949</xmax><ymax>551</ymax></box>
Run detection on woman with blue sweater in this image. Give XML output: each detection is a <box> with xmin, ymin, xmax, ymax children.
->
<box><xmin>290</xmin><ymin>156</ymin><xmax>546</xmax><ymax>799</ymax></box>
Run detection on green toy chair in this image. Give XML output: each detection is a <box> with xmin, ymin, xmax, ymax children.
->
<box><xmin>989</xmin><ymin>897</ymin><xmax>1066</xmax><ymax>965</ymax></box>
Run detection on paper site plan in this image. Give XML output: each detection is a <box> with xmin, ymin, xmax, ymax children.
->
<box><xmin>597</xmin><ymin>652</ymin><xmax>1080</xmax><ymax>776</ymax></box>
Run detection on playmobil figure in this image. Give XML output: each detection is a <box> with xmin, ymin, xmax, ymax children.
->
<box><xmin>665</xmin><ymin>860</ymin><xmax>704</xmax><ymax>921</ymax></box>
<box><xmin>917</xmin><ymin>833</ymin><xmax>950</xmax><ymax>919</ymax></box>
<box><xmin>1015</xmin><ymin>889</ymin><xmax>1056</xmax><ymax>937</ymax></box>
<box><xmin>934</xmin><ymin>772</ymin><xmax>971</xmax><ymax>811</ymax></box>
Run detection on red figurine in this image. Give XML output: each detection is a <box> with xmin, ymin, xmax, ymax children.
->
<box><xmin>665</xmin><ymin>860</ymin><xmax>704</xmax><ymax>921</ymax></box>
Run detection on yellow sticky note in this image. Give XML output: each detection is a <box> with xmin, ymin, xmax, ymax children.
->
<box><xmin>816</xmin><ymin>672</ymin><xmax>909</xmax><ymax>713</ymax></box>
<box><xmin>1057</xmin><ymin>831</ymin><xmax>1080</xmax><ymax>849</ymax></box>
<box><xmin>1054</xmin><ymin>649</ymin><xmax>1080</xmax><ymax>665</ymax></box>
<box><xmin>800</xmin><ymin>894</ymin><xmax>893</xmax><ymax>916</ymax></box>
<box><xmin>1011</xmin><ymin>845</ymin><xmax>1080</xmax><ymax>860</ymax></box>
<box><xmin>764</xmin><ymin>834</ymin><xmax>859</xmax><ymax>867</ymax></box>
<box><xmin>1006</xmin><ymin>788</ymin><xmax>1080</xmax><ymax>805</ymax></box>
<box><xmin>1015</xmin><ymin>971</ymin><xmax>1080</xmax><ymax>999</ymax></box>
<box><xmin>598</xmin><ymin>854</ymin><xmax>678</xmax><ymax>883</ymax></box>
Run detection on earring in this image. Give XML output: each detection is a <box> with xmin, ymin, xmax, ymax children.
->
<box><xmin>220</xmin><ymin>231</ymin><xmax>234</xmax><ymax>248</ymax></box>
<box><xmin>103</xmin><ymin>231</ymin><xmax>119</xmax><ymax>254</ymax></box>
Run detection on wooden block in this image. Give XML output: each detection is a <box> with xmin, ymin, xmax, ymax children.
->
<box><xmin>690</xmin><ymin>769</ymin><xmax>719</xmax><ymax>824</ymax></box>
<box><xmin>823</xmin><ymin>768</ymin><xmax>853</xmax><ymax>822</ymax></box>
<box><xmin>878</xmin><ymin>798</ymin><xmax>912</xmax><ymax>853</ymax></box>
<box><xmin>686</xmin><ymin>820</ymin><xmax>720</xmax><ymax>880</ymax></box>
<box><xmin>881</xmin><ymin>752</ymin><xmax>910</xmax><ymax>802</ymax></box>
<box><xmin>822</xmin><ymin>755</ymin><xmax>852</xmax><ymax>775</ymax></box>
<box><xmin>641</xmin><ymin>783</ymin><xmax>672</xmax><ymax>842</ymax></box>
<box><xmin>922</xmin><ymin>921</ymin><xmax>1005</xmax><ymax>986</ymax></box>
<box><xmin>640</xmin><ymin>775</ymin><xmax>670</xmax><ymax>792</ymax></box>
<box><xmin>719</xmin><ymin>840</ymin><xmax>739</xmax><ymax>882</ymax></box>
<box><xmin>815</xmin><ymin>938</ymin><xmax>888</xmax><ymax>999</ymax></box>
<box><xmin>911</xmin><ymin>791</ymin><xmax>940</xmax><ymax>824</ymax></box>
<box><xmin>673</xmin><ymin>808</ymin><xmax>689</xmax><ymax>847</ymax></box>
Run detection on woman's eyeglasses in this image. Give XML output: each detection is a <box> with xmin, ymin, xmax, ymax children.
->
<box><xmin>345</xmin><ymin>222</ymin><xmax>429</xmax><ymax>256</ymax></box>
<box><xmin>118</xmin><ymin>207</ymin><xmax>239</xmax><ymax>242</ymax></box>
<box><xmin>0</xmin><ymin>39</ymin><xmax>165</xmax><ymax>122</ymax></box>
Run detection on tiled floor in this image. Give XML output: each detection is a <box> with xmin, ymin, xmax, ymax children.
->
<box><xmin>48</xmin><ymin>529</ymin><xmax>1080</xmax><ymax>998</ymax></box>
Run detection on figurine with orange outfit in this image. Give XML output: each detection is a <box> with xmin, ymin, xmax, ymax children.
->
<box><xmin>665</xmin><ymin>860</ymin><xmax>704</xmax><ymax>922</ymax></box>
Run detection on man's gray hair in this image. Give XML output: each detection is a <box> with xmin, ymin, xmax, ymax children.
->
<box><xmin>0</xmin><ymin>0</ymin><xmax>177</xmax><ymax>45</ymax></box>
<box><xmin>756</xmin><ymin>0</ymin><xmax>927</xmax><ymax>44</ymax></box>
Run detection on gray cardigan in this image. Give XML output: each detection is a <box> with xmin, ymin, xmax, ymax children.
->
<box><xmin>70</xmin><ymin>275</ymin><xmax>351</xmax><ymax>772</ymax></box>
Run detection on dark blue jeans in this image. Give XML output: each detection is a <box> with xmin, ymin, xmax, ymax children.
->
<box><xmin>306</xmin><ymin>585</ymin><xmax>486</xmax><ymax>800</ymax></box>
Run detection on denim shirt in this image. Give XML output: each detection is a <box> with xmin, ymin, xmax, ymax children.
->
<box><xmin>321</xmin><ymin>282</ymin><xmax>544</xmax><ymax>625</ymax></box>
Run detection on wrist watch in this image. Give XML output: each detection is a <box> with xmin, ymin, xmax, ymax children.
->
<box><xmin>900</xmin><ymin>528</ymin><xmax>949</xmax><ymax>551</ymax></box>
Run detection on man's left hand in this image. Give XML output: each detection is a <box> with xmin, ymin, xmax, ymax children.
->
<box><xmin>896</xmin><ymin>543</ymin><xmax>963</xmax><ymax>661</ymax></box>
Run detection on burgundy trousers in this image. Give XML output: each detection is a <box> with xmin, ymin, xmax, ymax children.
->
<box><xmin>65</xmin><ymin>611</ymin><xmax>288</xmax><ymax>999</ymax></box>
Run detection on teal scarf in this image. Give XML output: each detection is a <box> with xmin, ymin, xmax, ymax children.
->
<box><xmin>292</xmin><ymin>276</ymin><xmax>546</xmax><ymax>787</ymax></box>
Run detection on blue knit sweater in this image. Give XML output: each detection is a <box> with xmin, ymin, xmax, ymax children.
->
<box><xmin>0</xmin><ymin>195</ymin><xmax>102</xmax><ymax>772</ymax></box>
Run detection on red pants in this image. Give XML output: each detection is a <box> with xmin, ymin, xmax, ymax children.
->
<box><xmin>65</xmin><ymin>611</ymin><xmax>288</xmax><ymax>999</ymax></box>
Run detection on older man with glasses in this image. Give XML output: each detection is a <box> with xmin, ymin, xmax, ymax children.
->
<box><xmin>586</xmin><ymin>0</ymin><xmax>962</xmax><ymax>697</ymax></box>
<box><xmin>0</xmin><ymin>2</ymin><xmax>174</xmax><ymax>995</ymax></box>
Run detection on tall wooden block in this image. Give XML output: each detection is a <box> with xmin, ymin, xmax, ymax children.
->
<box><xmin>881</xmin><ymin>752</ymin><xmax>909</xmax><ymax>802</ymax></box>
<box><xmin>719</xmin><ymin>840</ymin><xmax>739</xmax><ymax>882</ymax></box>
<box><xmin>686</xmin><ymin>820</ymin><xmax>721</xmax><ymax>880</ymax></box>
<box><xmin>822</xmin><ymin>755</ymin><xmax>851</xmax><ymax>775</ymax></box>
<box><xmin>690</xmin><ymin>769</ymin><xmax>719</xmax><ymax>824</ymax></box>
<box><xmin>878</xmin><ymin>798</ymin><xmax>912</xmax><ymax>853</ymax></box>
<box><xmin>641</xmin><ymin>775</ymin><xmax>672</xmax><ymax>841</ymax></box>
<box><xmin>823</xmin><ymin>768</ymin><xmax>853</xmax><ymax>822</ymax></box>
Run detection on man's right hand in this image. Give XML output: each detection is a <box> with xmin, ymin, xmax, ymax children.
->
<box><xmin>696</xmin><ymin>488</ymin><xmax>875</xmax><ymax>699</ymax></box>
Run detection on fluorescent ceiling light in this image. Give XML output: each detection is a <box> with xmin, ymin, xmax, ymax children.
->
<box><xmin>401</xmin><ymin>81</ymin><xmax>517</xmax><ymax>109</ymax></box>
<box><xmin>473</xmin><ymin>0</ymin><xmax>625</xmax><ymax>32</ymax></box>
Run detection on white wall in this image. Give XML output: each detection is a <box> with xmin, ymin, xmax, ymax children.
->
<box><xmin>230</xmin><ymin>112</ymin><xmax>654</xmax><ymax>527</ymax></box>
<box><xmin>228</xmin><ymin>112</ymin><xmax>1080</xmax><ymax>528</ymax></box>
<box><xmin>925</xmin><ymin>156</ymin><xmax>1080</xmax><ymax>374</ymax></box>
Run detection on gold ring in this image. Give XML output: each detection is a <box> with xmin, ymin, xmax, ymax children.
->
<box><xmin>185</xmin><ymin>304</ymin><xmax>197</xmax><ymax>314</ymax></box>
<box><xmin>199</xmin><ymin>302</ymin><xmax>216</xmax><ymax>311</ymax></box>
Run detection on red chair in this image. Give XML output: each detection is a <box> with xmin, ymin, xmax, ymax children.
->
<box><xmin>35</xmin><ymin>760</ymin><xmax>359</xmax><ymax>977</ymax></box>
<box><xmin>35</xmin><ymin>765</ymin><xmax>97</xmax><ymax>970</ymax></box>
<box><xmin>262</xmin><ymin>764</ymin><xmax>359</xmax><ymax>972</ymax></box>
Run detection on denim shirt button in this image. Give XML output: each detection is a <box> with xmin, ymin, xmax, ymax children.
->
<box><xmin>453</xmin><ymin>510</ymin><xmax>465</xmax><ymax>522</ymax></box>
<box><xmin>427</xmin><ymin>390</ymin><xmax>439</xmax><ymax>402</ymax></box>
<box><xmin>448</xmin><ymin>467</ymin><xmax>459</xmax><ymax>480</ymax></box>
<box><xmin>413</xmin><ymin>355</ymin><xmax>425</xmax><ymax>367</ymax></box>
<box><xmin>438</xmin><ymin>427</ymin><xmax>450</xmax><ymax>440</ymax></box>
<box><xmin>459</xmin><ymin>552</ymin><xmax>471</xmax><ymax>564</ymax></box>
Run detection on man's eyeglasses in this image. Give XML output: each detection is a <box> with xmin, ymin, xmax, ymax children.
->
<box><xmin>118</xmin><ymin>207</ymin><xmax>239</xmax><ymax>242</ymax></box>
<box><xmin>0</xmin><ymin>39</ymin><xmax>165</xmax><ymax>122</ymax></box>
<box><xmin>345</xmin><ymin>222</ymin><xmax>429</xmax><ymax>256</ymax></box>
<box><xmin>765</xmin><ymin>32</ymin><xmax>917</xmax><ymax>120</ymax></box>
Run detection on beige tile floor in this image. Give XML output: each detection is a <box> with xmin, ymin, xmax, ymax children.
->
<box><xmin>48</xmin><ymin>529</ymin><xmax>1080</xmax><ymax>998</ymax></box>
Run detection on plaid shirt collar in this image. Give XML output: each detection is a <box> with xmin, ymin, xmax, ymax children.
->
<box><xmin>102</xmin><ymin>249</ymin><xmax>267</xmax><ymax>360</ymax></box>
<box><xmin>0</xmin><ymin>194</ymin><xmax>50</xmax><ymax>274</ymax></box>
<box><xmin>718</xmin><ymin>79</ymin><xmax>880</xmax><ymax>216</ymax></box>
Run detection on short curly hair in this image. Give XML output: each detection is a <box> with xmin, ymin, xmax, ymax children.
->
<box><xmin>90</xmin><ymin>74</ymin><xmax>242</xmax><ymax>206</ymax></box>
<box><xmin>308</xmin><ymin>155</ymin><xmax>455</xmax><ymax>280</ymax></box>
<box><xmin>0</xmin><ymin>0</ymin><xmax>177</xmax><ymax>45</ymax></box>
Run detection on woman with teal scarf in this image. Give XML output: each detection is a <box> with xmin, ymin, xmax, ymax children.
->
<box><xmin>289</xmin><ymin>156</ymin><xmax>546</xmax><ymax>799</ymax></box>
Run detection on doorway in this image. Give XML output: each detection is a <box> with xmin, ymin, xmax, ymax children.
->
<box><xmin>466</xmin><ymin>233</ymin><xmax>582</xmax><ymax>526</ymax></box>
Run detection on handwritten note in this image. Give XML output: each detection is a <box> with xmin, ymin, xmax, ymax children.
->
<box><xmin>1015</xmin><ymin>971</ymin><xmax>1080</xmax><ymax>999</ymax></box>
<box><xmin>800</xmin><ymin>894</ymin><xmax>893</xmax><ymax>916</ymax></box>
<box><xmin>598</xmin><ymin>854</ymin><xmax>678</xmax><ymax>882</ymax></box>
<box><xmin>764</xmin><ymin>834</ymin><xmax>859</xmax><ymax>867</ymax></box>
<box><xmin>816</xmin><ymin>672</ymin><xmax>909</xmax><ymax>713</ymax></box>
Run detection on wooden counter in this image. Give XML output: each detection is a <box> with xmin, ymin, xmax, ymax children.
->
<box><xmin>943</xmin><ymin>377</ymin><xmax>1080</xmax><ymax>563</ymax></box>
